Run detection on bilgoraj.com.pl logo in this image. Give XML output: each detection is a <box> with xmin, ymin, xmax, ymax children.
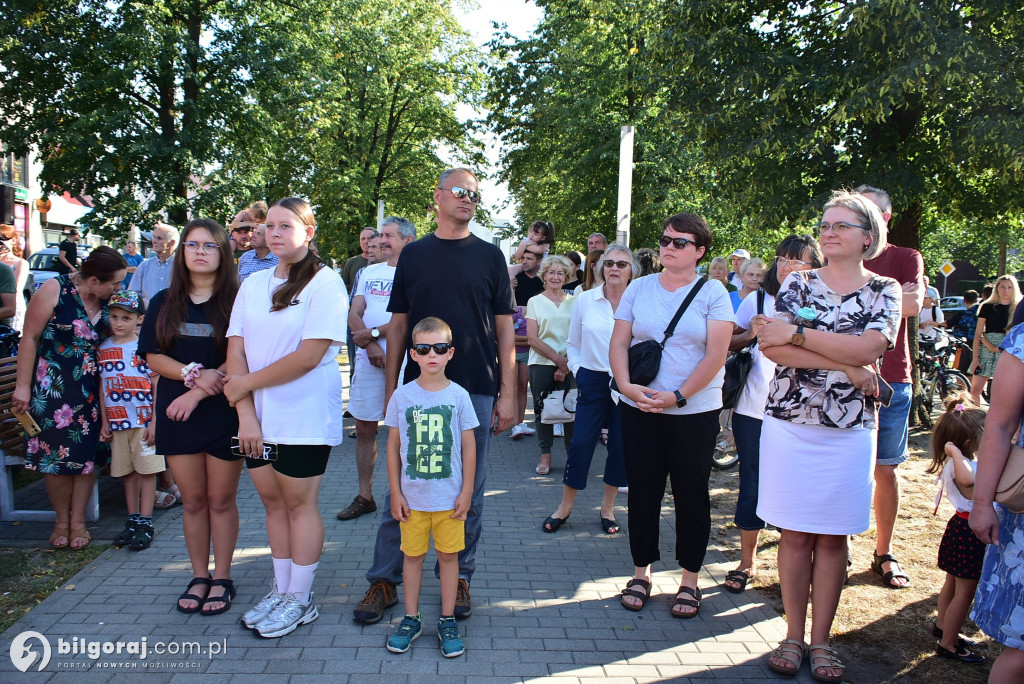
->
<box><xmin>9</xmin><ymin>631</ymin><xmax>227</xmax><ymax>672</ymax></box>
<box><xmin>9</xmin><ymin>631</ymin><xmax>51</xmax><ymax>672</ymax></box>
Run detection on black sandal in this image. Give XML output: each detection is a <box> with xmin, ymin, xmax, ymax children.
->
<box><xmin>871</xmin><ymin>551</ymin><xmax>911</xmax><ymax>589</ymax></box>
<box><xmin>600</xmin><ymin>517</ymin><xmax>620</xmax><ymax>534</ymax></box>
<box><xmin>723</xmin><ymin>570</ymin><xmax>750</xmax><ymax>594</ymax></box>
<box><xmin>672</xmin><ymin>585</ymin><xmax>701</xmax><ymax>619</ymax></box>
<box><xmin>620</xmin><ymin>578</ymin><xmax>651</xmax><ymax>612</ymax></box>
<box><xmin>200</xmin><ymin>578</ymin><xmax>236</xmax><ymax>616</ymax></box>
<box><xmin>542</xmin><ymin>514</ymin><xmax>570</xmax><ymax>533</ymax></box>
<box><xmin>177</xmin><ymin>577</ymin><xmax>212</xmax><ymax>614</ymax></box>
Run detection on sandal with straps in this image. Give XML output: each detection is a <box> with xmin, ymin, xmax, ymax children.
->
<box><xmin>177</xmin><ymin>576</ymin><xmax>212</xmax><ymax>614</ymax></box>
<box><xmin>671</xmin><ymin>585</ymin><xmax>701</xmax><ymax>619</ymax></box>
<box><xmin>620</xmin><ymin>578</ymin><xmax>651</xmax><ymax>612</ymax></box>
<box><xmin>871</xmin><ymin>550</ymin><xmax>910</xmax><ymax>589</ymax></box>
<box><xmin>767</xmin><ymin>639</ymin><xmax>807</xmax><ymax>677</ymax></box>
<box><xmin>200</xmin><ymin>578</ymin><xmax>236</xmax><ymax>616</ymax></box>
<box><xmin>808</xmin><ymin>643</ymin><xmax>845</xmax><ymax>683</ymax></box>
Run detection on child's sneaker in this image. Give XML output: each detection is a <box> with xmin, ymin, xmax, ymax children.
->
<box><xmin>386</xmin><ymin>615</ymin><xmax>422</xmax><ymax>653</ymax></box>
<box><xmin>113</xmin><ymin>519</ymin><xmax>136</xmax><ymax>548</ymax></box>
<box><xmin>437</xmin><ymin>616</ymin><xmax>464</xmax><ymax>658</ymax></box>
<box><xmin>128</xmin><ymin>522</ymin><xmax>154</xmax><ymax>551</ymax></box>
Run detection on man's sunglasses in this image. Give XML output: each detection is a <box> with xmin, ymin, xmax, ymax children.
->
<box><xmin>412</xmin><ymin>343</ymin><xmax>453</xmax><ymax>355</ymax></box>
<box><xmin>438</xmin><ymin>186</ymin><xmax>481</xmax><ymax>203</ymax></box>
<box><xmin>658</xmin><ymin>235</ymin><xmax>697</xmax><ymax>250</ymax></box>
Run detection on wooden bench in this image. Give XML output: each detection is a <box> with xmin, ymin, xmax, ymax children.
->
<box><xmin>0</xmin><ymin>355</ymin><xmax>99</xmax><ymax>522</ymax></box>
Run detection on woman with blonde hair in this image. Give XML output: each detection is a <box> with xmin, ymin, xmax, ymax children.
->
<box><xmin>970</xmin><ymin>274</ymin><xmax>1021</xmax><ymax>402</ymax></box>
<box><xmin>708</xmin><ymin>256</ymin><xmax>737</xmax><ymax>293</ymax></box>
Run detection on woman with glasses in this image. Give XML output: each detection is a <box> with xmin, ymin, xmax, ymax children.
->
<box><xmin>527</xmin><ymin>255</ymin><xmax>577</xmax><ymax>476</ymax></box>
<box><xmin>138</xmin><ymin>220</ymin><xmax>240</xmax><ymax>615</ymax></box>
<box><xmin>723</xmin><ymin>236</ymin><xmax>823</xmax><ymax>595</ymax></box>
<box><xmin>610</xmin><ymin>213</ymin><xmax>733</xmax><ymax>618</ymax></box>
<box><xmin>223</xmin><ymin>197</ymin><xmax>346</xmax><ymax>638</ymax></box>
<box><xmin>755</xmin><ymin>191</ymin><xmax>901</xmax><ymax>682</ymax></box>
<box><xmin>542</xmin><ymin>244</ymin><xmax>637</xmax><ymax>534</ymax></box>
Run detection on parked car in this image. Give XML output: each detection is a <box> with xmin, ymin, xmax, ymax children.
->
<box><xmin>28</xmin><ymin>244</ymin><xmax>93</xmax><ymax>291</ymax></box>
<box><xmin>939</xmin><ymin>295</ymin><xmax>965</xmax><ymax>315</ymax></box>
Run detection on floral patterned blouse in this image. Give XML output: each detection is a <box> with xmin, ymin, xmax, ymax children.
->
<box><xmin>764</xmin><ymin>270</ymin><xmax>901</xmax><ymax>429</ymax></box>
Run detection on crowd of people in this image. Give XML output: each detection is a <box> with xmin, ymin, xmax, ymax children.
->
<box><xmin>8</xmin><ymin>172</ymin><xmax>1024</xmax><ymax>681</ymax></box>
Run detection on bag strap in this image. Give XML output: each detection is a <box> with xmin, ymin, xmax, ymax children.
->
<box><xmin>659</xmin><ymin>277</ymin><xmax>707</xmax><ymax>346</ymax></box>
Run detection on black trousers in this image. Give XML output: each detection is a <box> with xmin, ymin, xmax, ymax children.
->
<box><xmin>620</xmin><ymin>403</ymin><xmax>721</xmax><ymax>573</ymax></box>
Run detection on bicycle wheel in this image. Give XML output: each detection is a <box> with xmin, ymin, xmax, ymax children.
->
<box><xmin>712</xmin><ymin>446</ymin><xmax>739</xmax><ymax>470</ymax></box>
<box><xmin>921</xmin><ymin>370</ymin><xmax>939</xmax><ymax>416</ymax></box>
<box><xmin>940</xmin><ymin>370</ymin><xmax>971</xmax><ymax>401</ymax></box>
<box><xmin>983</xmin><ymin>377</ymin><xmax>992</xmax><ymax>403</ymax></box>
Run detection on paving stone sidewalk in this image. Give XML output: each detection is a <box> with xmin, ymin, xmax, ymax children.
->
<box><xmin>1</xmin><ymin>370</ymin><xmax>811</xmax><ymax>683</ymax></box>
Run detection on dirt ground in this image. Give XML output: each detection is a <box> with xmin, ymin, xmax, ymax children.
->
<box><xmin>709</xmin><ymin>419</ymin><xmax>996</xmax><ymax>683</ymax></box>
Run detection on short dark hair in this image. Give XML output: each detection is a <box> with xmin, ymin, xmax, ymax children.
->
<box><xmin>776</xmin><ymin>234</ymin><xmax>824</xmax><ymax>268</ymax></box>
<box><xmin>79</xmin><ymin>246</ymin><xmax>127</xmax><ymax>283</ymax></box>
<box><xmin>662</xmin><ymin>213</ymin><xmax>712</xmax><ymax>263</ymax></box>
<box><xmin>963</xmin><ymin>289</ymin><xmax>979</xmax><ymax>305</ymax></box>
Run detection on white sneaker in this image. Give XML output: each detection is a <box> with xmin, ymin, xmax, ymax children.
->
<box><xmin>520</xmin><ymin>423</ymin><xmax>535</xmax><ymax>436</ymax></box>
<box><xmin>553</xmin><ymin>423</ymin><xmax>564</xmax><ymax>437</ymax></box>
<box><xmin>242</xmin><ymin>585</ymin><xmax>286</xmax><ymax>629</ymax></box>
<box><xmin>510</xmin><ymin>423</ymin><xmax>526</xmax><ymax>440</ymax></box>
<box><xmin>254</xmin><ymin>593</ymin><xmax>319</xmax><ymax>638</ymax></box>
<box><xmin>618</xmin><ymin>487</ymin><xmax>629</xmax><ymax>494</ymax></box>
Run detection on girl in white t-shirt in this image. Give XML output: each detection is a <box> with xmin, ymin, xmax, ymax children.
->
<box><xmin>224</xmin><ymin>197</ymin><xmax>347</xmax><ymax>639</ymax></box>
<box><xmin>926</xmin><ymin>395</ymin><xmax>987</xmax><ymax>664</ymax></box>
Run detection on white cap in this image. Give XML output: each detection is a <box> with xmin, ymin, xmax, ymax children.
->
<box><xmin>926</xmin><ymin>286</ymin><xmax>940</xmax><ymax>300</ymax></box>
<box><xmin>729</xmin><ymin>248</ymin><xmax>750</xmax><ymax>259</ymax></box>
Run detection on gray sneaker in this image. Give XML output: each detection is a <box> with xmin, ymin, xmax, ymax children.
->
<box><xmin>242</xmin><ymin>585</ymin><xmax>286</xmax><ymax>629</ymax></box>
<box><xmin>254</xmin><ymin>593</ymin><xmax>319</xmax><ymax>638</ymax></box>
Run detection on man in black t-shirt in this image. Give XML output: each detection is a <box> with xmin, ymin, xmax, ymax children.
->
<box><xmin>352</xmin><ymin>168</ymin><xmax>515</xmax><ymax>626</ymax></box>
<box><xmin>55</xmin><ymin>229</ymin><xmax>80</xmax><ymax>275</ymax></box>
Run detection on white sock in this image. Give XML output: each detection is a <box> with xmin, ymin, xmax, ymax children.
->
<box><xmin>272</xmin><ymin>557</ymin><xmax>292</xmax><ymax>594</ymax></box>
<box><xmin>286</xmin><ymin>561</ymin><xmax>318</xmax><ymax>603</ymax></box>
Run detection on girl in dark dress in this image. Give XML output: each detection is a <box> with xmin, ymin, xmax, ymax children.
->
<box><xmin>14</xmin><ymin>247</ymin><xmax>127</xmax><ymax>549</ymax></box>
<box><xmin>138</xmin><ymin>219</ymin><xmax>239</xmax><ymax>615</ymax></box>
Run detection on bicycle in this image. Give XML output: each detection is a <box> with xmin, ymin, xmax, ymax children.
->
<box><xmin>917</xmin><ymin>331</ymin><xmax>970</xmax><ymax>422</ymax></box>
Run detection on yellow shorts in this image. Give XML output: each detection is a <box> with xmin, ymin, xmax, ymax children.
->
<box><xmin>400</xmin><ymin>509</ymin><xmax>465</xmax><ymax>557</ymax></box>
<box><xmin>110</xmin><ymin>429</ymin><xmax>165</xmax><ymax>478</ymax></box>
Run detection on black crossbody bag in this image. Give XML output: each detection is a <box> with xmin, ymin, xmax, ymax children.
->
<box><xmin>722</xmin><ymin>288</ymin><xmax>765</xmax><ymax>410</ymax></box>
<box><xmin>612</xmin><ymin>278</ymin><xmax>706</xmax><ymax>391</ymax></box>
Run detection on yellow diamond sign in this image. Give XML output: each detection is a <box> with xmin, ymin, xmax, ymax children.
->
<box><xmin>939</xmin><ymin>261</ymin><xmax>956</xmax><ymax>277</ymax></box>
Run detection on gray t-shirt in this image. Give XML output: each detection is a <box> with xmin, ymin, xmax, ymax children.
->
<box><xmin>614</xmin><ymin>274</ymin><xmax>734</xmax><ymax>415</ymax></box>
<box><xmin>384</xmin><ymin>379</ymin><xmax>480</xmax><ymax>511</ymax></box>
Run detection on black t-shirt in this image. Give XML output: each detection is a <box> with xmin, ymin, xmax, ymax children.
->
<box><xmin>55</xmin><ymin>239</ymin><xmax>78</xmax><ymax>274</ymax></box>
<box><xmin>388</xmin><ymin>233</ymin><xmax>515</xmax><ymax>395</ymax></box>
<box><xmin>137</xmin><ymin>290</ymin><xmax>238</xmax><ymax>455</ymax></box>
<box><xmin>980</xmin><ymin>302</ymin><xmax>1010</xmax><ymax>334</ymax></box>
<box><xmin>1012</xmin><ymin>301</ymin><xmax>1024</xmax><ymax>330</ymax></box>
<box><xmin>514</xmin><ymin>272</ymin><xmax>544</xmax><ymax>306</ymax></box>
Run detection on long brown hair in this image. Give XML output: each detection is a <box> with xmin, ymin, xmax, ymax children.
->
<box><xmin>581</xmin><ymin>249</ymin><xmax>603</xmax><ymax>291</ymax></box>
<box><xmin>0</xmin><ymin>224</ymin><xmax>23</xmax><ymax>258</ymax></box>
<box><xmin>269</xmin><ymin>197</ymin><xmax>324</xmax><ymax>312</ymax></box>
<box><xmin>926</xmin><ymin>392</ymin><xmax>986</xmax><ymax>474</ymax></box>
<box><xmin>156</xmin><ymin>218</ymin><xmax>237</xmax><ymax>355</ymax></box>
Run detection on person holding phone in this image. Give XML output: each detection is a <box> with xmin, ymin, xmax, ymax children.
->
<box><xmin>755</xmin><ymin>190</ymin><xmax>902</xmax><ymax>682</ymax></box>
<box><xmin>223</xmin><ymin>197</ymin><xmax>347</xmax><ymax>639</ymax></box>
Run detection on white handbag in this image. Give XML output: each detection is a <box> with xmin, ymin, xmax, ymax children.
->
<box><xmin>539</xmin><ymin>385</ymin><xmax>577</xmax><ymax>424</ymax></box>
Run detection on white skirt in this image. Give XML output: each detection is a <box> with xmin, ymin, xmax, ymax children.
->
<box><xmin>756</xmin><ymin>415</ymin><xmax>876</xmax><ymax>535</ymax></box>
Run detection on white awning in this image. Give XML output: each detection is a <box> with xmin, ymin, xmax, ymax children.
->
<box><xmin>44</xmin><ymin>193</ymin><xmax>92</xmax><ymax>227</ymax></box>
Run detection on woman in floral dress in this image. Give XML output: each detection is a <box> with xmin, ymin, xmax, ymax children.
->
<box><xmin>13</xmin><ymin>246</ymin><xmax>126</xmax><ymax>549</ymax></box>
<box><xmin>970</xmin><ymin>321</ymin><xmax>1024</xmax><ymax>682</ymax></box>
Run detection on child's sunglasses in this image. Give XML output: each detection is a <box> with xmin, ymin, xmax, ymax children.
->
<box><xmin>412</xmin><ymin>343</ymin><xmax>452</xmax><ymax>355</ymax></box>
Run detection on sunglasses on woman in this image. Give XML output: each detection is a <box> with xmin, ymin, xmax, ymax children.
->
<box><xmin>412</xmin><ymin>343</ymin><xmax>453</xmax><ymax>355</ymax></box>
<box><xmin>658</xmin><ymin>235</ymin><xmax>696</xmax><ymax>250</ymax></box>
<box><xmin>603</xmin><ymin>260</ymin><xmax>630</xmax><ymax>269</ymax></box>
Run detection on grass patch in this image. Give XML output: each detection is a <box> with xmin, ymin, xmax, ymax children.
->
<box><xmin>0</xmin><ymin>544</ymin><xmax>105</xmax><ymax>634</ymax></box>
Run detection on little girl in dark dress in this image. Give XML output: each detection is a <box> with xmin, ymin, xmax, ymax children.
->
<box><xmin>927</xmin><ymin>394</ymin><xmax>988</xmax><ymax>665</ymax></box>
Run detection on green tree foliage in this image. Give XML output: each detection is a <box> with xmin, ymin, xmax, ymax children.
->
<box><xmin>0</xmin><ymin>0</ymin><xmax>483</xmax><ymax>259</ymax></box>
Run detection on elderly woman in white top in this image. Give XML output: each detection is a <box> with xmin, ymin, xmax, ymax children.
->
<box><xmin>526</xmin><ymin>255</ymin><xmax>576</xmax><ymax>476</ymax></box>
<box><xmin>542</xmin><ymin>244</ymin><xmax>637</xmax><ymax>534</ymax></box>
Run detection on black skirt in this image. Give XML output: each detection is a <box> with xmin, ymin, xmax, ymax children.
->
<box><xmin>937</xmin><ymin>513</ymin><xmax>985</xmax><ymax>580</ymax></box>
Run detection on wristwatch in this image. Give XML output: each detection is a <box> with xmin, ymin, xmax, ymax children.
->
<box><xmin>370</xmin><ymin>327</ymin><xmax>380</xmax><ymax>339</ymax></box>
<box><xmin>791</xmin><ymin>324</ymin><xmax>806</xmax><ymax>347</ymax></box>
<box><xmin>673</xmin><ymin>390</ymin><xmax>687</xmax><ymax>408</ymax></box>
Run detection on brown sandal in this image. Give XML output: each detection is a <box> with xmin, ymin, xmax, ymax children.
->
<box><xmin>767</xmin><ymin>639</ymin><xmax>807</xmax><ymax>676</ymax></box>
<box><xmin>49</xmin><ymin>526</ymin><xmax>70</xmax><ymax>549</ymax></box>
<box><xmin>68</xmin><ymin>527</ymin><xmax>91</xmax><ymax>550</ymax></box>
<box><xmin>808</xmin><ymin>643</ymin><xmax>845</xmax><ymax>683</ymax></box>
<box><xmin>671</xmin><ymin>585</ymin><xmax>701</xmax><ymax>618</ymax></box>
<box><xmin>620</xmin><ymin>578</ymin><xmax>652</xmax><ymax>611</ymax></box>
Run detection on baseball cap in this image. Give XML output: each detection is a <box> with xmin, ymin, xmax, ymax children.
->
<box><xmin>925</xmin><ymin>286</ymin><xmax>940</xmax><ymax>300</ymax></box>
<box><xmin>108</xmin><ymin>290</ymin><xmax>143</xmax><ymax>314</ymax></box>
<box><xmin>729</xmin><ymin>248</ymin><xmax>750</xmax><ymax>259</ymax></box>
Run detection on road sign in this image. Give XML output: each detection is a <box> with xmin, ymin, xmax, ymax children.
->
<box><xmin>939</xmin><ymin>261</ymin><xmax>956</xmax><ymax>277</ymax></box>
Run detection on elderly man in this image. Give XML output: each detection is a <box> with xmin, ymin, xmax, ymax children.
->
<box><xmin>237</xmin><ymin>223</ymin><xmax>278</xmax><ymax>283</ymax></box>
<box><xmin>352</xmin><ymin>168</ymin><xmax>515</xmax><ymax>624</ymax></box>
<box><xmin>861</xmin><ymin>184</ymin><xmax>924</xmax><ymax>590</ymax></box>
<box><xmin>587</xmin><ymin>233</ymin><xmax>608</xmax><ymax>253</ymax></box>
<box><xmin>728</xmin><ymin>248</ymin><xmax>750</xmax><ymax>288</ymax></box>
<box><xmin>121</xmin><ymin>241</ymin><xmax>144</xmax><ymax>289</ymax></box>
<box><xmin>129</xmin><ymin>223</ymin><xmax>178</xmax><ymax>306</ymax></box>
<box><xmin>337</xmin><ymin>217</ymin><xmax>417</xmax><ymax>521</ymax></box>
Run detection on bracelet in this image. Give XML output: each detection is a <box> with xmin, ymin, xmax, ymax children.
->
<box><xmin>181</xmin><ymin>363</ymin><xmax>204</xmax><ymax>389</ymax></box>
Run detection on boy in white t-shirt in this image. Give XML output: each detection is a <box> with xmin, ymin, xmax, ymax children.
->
<box><xmin>383</xmin><ymin>317</ymin><xmax>478</xmax><ymax>658</ymax></box>
<box><xmin>98</xmin><ymin>291</ymin><xmax>161</xmax><ymax>551</ymax></box>
<box><xmin>919</xmin><ymin>292</ymin><xmax>946</xmax><ymax>341</ymax></box>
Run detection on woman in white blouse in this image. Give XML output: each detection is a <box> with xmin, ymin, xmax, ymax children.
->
<box><xmin>526</xmin><ymin>255</ymin><xmax>576</xmax><ymax>476</ymax></box>
<box><xmin>542</xmin><ymin>244</ymin><xmax>637</xmax><ymax>534</ymax></box>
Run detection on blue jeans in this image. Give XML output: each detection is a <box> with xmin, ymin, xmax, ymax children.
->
<box><xmin>366</xmin><ymin>394</ymin><xmax>494</xmax><ymax>585</ymax></box>
<box><xmin>731</xmin><ymin>412</ymin><xmax>765</xmax><ymax>531</ymax></box>
<box><xmin>563</xmin><ymin>367</ymin><xmax>626</xmax><ymax>490</ymax></box>
<box><xmin>875</xmin><ymin>382</ymin><xmax>912</xmax><ymax>466</ymax></box>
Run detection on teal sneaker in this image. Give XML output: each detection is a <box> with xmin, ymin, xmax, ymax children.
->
<box><xmin>438</xmin><ymin>616</ymin><xmax>464</xmax><ymax>658</ymax></box>
<box><xmin>386</xmin><ymin>615</ymin><xmax>422</xmax><ymax>653</ymax></box>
